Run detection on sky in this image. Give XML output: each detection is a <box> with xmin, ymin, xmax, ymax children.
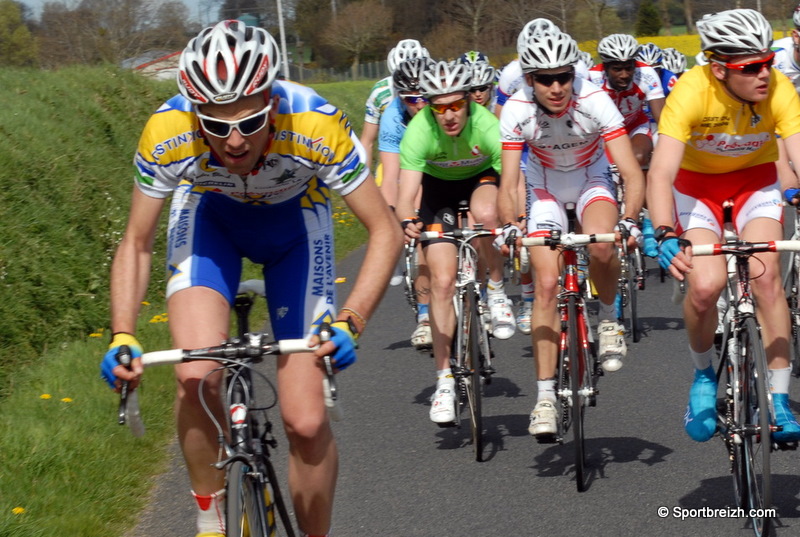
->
<box><xmin>20</xmin><ymin>0</ymin><xmax>219</xmax><ymax>25</ymax></box>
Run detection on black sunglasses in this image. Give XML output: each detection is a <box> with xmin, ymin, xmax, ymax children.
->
<box><xmin>532</xmin><ymin>71</ymin><xmax>575</xmax><ymax>87</ymax></box>
<box><xmin>469</xmin><ymin>84</ymin><xmax>491</xmax><ymax>93</ymax></box>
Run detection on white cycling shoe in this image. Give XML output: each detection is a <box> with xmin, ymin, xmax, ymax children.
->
<box><xmin>430</xmin><ymin>384</ymin><xmax>457</xmax><ymax>424</ymax></box>
<box><xmin>488</xmin><ymin>294</ymin><xmax>515</xmax><ymax>340</ymax></box>
<box><xmin>598</xmin><ymin>320</ymin><xmax>626</xmax><ymax>372</ymax></box>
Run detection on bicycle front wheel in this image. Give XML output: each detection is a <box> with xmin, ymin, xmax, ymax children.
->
<box><xmin>740</xmin><ymin>317</ymin><xmax>772</xmax><ymax>536</ymax></box>
<box><xmin>784</xmin><ymin>258</ymin><xmax>800</xmax><ymax>376</ymax></box>
<box><xmin>464</xmin><ymin>289</ymin><xmax>484</xmax><ymax>461</ymax></box>
<box><xmin>567</xmin><ymin>295</ymin><xmax>590</xmax><ymax>491</ymax></box>
<box><xmin>619</xmin><ymin>250</ymin><xmax>641</xmax><ymax>343</ymax></box>
<box><xmin>227</xmin><ymin>461</ymin><xmax>275</xmax><ymax>537</ymax></box>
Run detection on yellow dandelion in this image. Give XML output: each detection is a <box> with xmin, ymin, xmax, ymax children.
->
<box><xmin>61</xmin><ymin>398</ymin><xmax>73</xmax><ymax>403</ymax></box>
<box><xmin>141</xmin><ymin>301</ymin><xmax>151</xmax><ymax>306</ymax></box>
<box><xmin>338</xmin><ymin>219</ymin><xmax>346</xmax><ymax>224</ymax></box>
<box><xmin>40</xmin><ymin>394</ymin><xmax>52</xmax><ymax>400</ymax></box>
<box><xmin>89</xmin><ymin>332</ymin><xmax>103</xmax><ymax>338</ymax></box>
<box><xmin>12</xmin><ymin>507</ymin><xmax>25</xmax><ymax>515</ymax></box>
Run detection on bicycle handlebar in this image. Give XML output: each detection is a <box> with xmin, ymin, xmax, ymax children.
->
<box><xmin>419</xmin><ymin>227</ymin><xmax>504</xmax><ymax>241</ymax></box>
<box><xmin>521</xmin><ymin>232</ymin><xmax>617</xmax><ymax>248</ymax></box>
<box><xmin>691</xmin><ymin>240</ymin><xmax>800</xmax><ymax>257</ymax></box>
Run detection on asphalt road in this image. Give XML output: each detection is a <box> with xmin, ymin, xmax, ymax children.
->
<box><xmin>126</xmin><ymin>248</ymin><xmax>800</xmax><ymax>537</ymax></box>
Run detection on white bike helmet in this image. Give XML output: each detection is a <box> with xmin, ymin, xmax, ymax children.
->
<box><xmin>516</xmin><ymin>18</ymin><xmax>561</xmax><ymax>52</ymax></box>
<box><xmin>419</xmin><ymin>60</ymin><xmax>472</xmax><ymax>97</ymax></box>
<box><xmin>661</xmin><ymin>48</ymin><xmax>687</xmax><ymax>74</ymax></box>
<box><xmin>697</xmin><ymin>9</ymin><xmax>772</xmax><ymax>57</ymax></box>
<box><xmin>392</xmin><ymin>57</ymin><xmax>433</xmax><ymax>94</ymax></box>
<box><xmin>637</xmin><ymin>42</ymin><xmax>663</xmax><ymax>67</ymax></box>
<box><xmin>519</xmin><ymin>31</ymin><xmax>580</xmax><ymax>72</ymax></box>
<box><xmin>470</xmin><ymin>61</ymin><xmax>496</xmax><ymax>87</ymax></box>
<box><xmin>178</xmin><ymin>20</ymin><xmax>280</xmax><ymax>105</ymax></box>
<box><xmin>387</xmin><ymin>39</ymin><xmax>429</xmax><ymax>73</ymax></box>
<box><xmin>597</xmin><ymin>34</ymin><xmax>639</xmax><ymax>63</ymax></box>
<box><xmin>579</xmin><ymin>50</ymin><xmax>594</xmax><ymax>69</ymax></box>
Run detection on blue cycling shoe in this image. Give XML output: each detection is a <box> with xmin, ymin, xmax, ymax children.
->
<box><xmin>684</xmin><ymin>366</ymin><xmax>718</xmax><ymax>442</ymax></box>
<box><xmin>772</xmin><ymin>393</ymin><xmax>800</xmax><ymax>442</ymax></box>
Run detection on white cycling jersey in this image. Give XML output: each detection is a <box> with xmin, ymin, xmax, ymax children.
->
<box><xmin>587</xmin><ymin>62</ymin><xmax>664</xmax><ymax>132</ymax></box>
<box><xmin>499</xmin><ymin>76</ymin><xmax>627</xmax><ymax>172</ymax></box>
<box><xmin>773</xmin><ymin>36</ymin><xmax>800</xmax><ymax>94</ymax></box>
<box><xmin>364</xmin><ymin>76</ymin><xmax>395</xmax><ymax>125</ymax></box>
<box><xmin>496</xmin><ymin>59</ymin><xmax>590</xmax><ymax>108</ymax></box>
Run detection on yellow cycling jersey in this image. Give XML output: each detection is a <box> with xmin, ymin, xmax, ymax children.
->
<box><xmin>658</xmin><ymin>64</ymin><xmax>800</xmax><ymax>174</ymax></box>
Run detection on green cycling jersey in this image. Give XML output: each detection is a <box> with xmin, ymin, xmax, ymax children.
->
<box><xmin>399</xmin><ymin>101</ymin><xmax>501</xmax><ymax>180</ymax></box>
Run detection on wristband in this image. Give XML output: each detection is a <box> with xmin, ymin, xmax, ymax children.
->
<box><xmin>654</xmin><ymin>225</ymin><xmax>675</xmax><ymax>244</ymax></box>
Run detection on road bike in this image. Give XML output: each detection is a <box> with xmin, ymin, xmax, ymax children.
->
<box><xmin>522</xmin><ymin>206</ymin><xmax>616</xmax><ymax>492</ymax></box>
<box><xmin>781</xmin><ymin>206</ymin><xmax>800</xmax><ymax>376</ymax></box>
<box><xmin>117</xmin><ymin>280</ymin><xmax>340</xmax><ymax>537</ymax></box>
<box><xmin>402</xmin><ymin>238</ymin><xmax>420</xmax><ymax>315</ymax></box>
<box><xmin>420</xmin><ymin>204</ymin><xmax>500</xmax><ymax>462</ymax></box>
<box><xmin>617</xmin><ymin>223</ymin><xmax>646</xmax><ymax>343</ymax></box>
<box><xmin>688</xmin><ymin>200</ymin><xmax>800</xmax><ymax>537</ymax></box>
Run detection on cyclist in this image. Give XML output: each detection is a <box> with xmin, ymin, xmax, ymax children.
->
<box><xmin>360</xmin><ymin>39</ymin><xmax>429</xmax><ymax>177</ymax></box>
<box><xmin>648</xmin><ymin>8</ymin><xmax>800</xmax><ymax>443</ymax></box>
<box><xmin>99</xmin><ymin>20</ymin><xmax>402</xmax><ymax>537</ymax></box>
<box><xmin>661</xmin><ymin>47</ymin><xmax>687</xmax><ymax>78</ymax></box>
<box><xmin>378</xmin><ymin>57</ymin><xmax>436</xmax><ymax>350</ymax></box>
<box><xmin>773</xmin><ymin>3</ymin><xmax>800</xmax><ymax>92</ymax></box>
<box><xmin>497</xmin><ymin>30</ymin><xmax>644</xmax><ymax>438</ymax></box>
<box><xmin>458</xmin><ymin>50</ymin><xmax>497</xmax><ymax>112</ymax></box>
<box><xmin>636</xmin><ymin>42</ymin><xmax>678</xmax><ymax>97</ymax></box>
<box><xmin>396</xmin><ymin>60</ymin><xmax>514</xmax><ymax>425</ymax></box>
<box><xmin>589</xmin><ymin>33</ymin><xmax>665</xmax><ymax>258</ymax></box>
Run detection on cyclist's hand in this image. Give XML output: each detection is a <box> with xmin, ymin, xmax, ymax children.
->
<box><xmin>101</xmin><ymin>333</ymin><xmax>143</xmax><ymax>391</ymax></box>
<box><xmin>617</xmin><ymin>218</ymin><xmax>643</xmax><ymax>250</ymax></box>
<box><xmin>493</xmin><ymin>223</ymin><xmax>519</xmax><ymax>256</ymax></box>
<box><xmin>784</xmin><ymin>188</ymin><xmax>800</xmax><ymax>206</ymax></box>
<box><xmin>658</xmin><ymin>236</ymin><xmax>692</xmax><ymax>279</ymax></box>
<box><xmin>314</xmin><ymin>322</ymin><xmax>357</xmax><ymax>372</ymax></box>
<box><xmin>401</xmin><ymin>217</ymin><xmax>422</xmax><ymax>240</ymax></box>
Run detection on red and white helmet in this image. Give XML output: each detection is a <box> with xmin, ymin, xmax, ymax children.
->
<box><xmin>178</xmin><ymin>20</ymin><xmax>281</xmax><ymax>105</ymax></box>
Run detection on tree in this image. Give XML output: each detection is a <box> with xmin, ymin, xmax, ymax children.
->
<box><xmin>635</xmin><ymin>0</ymin><xmax>661</xmax><ymax>37</ymax></box>
<box><xmin>321</xmin><ymin>0</ymin><xmax>392</xmax><ymax>75</ymax></box>
<box><xmin>0</xmin><ymin>0</ymin><xmax>38</xmax><ymax>66</ymax></box>
<box><xmin>658</xmin><ymin>0</ymin><xmax>672</xmax><ymax>36</ymax></box>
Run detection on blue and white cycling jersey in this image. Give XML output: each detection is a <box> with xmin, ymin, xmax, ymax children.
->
<box><xmin>377</xmin><ymin>96</ymin><xmax>410</xmax><ymax>154</ymax></box>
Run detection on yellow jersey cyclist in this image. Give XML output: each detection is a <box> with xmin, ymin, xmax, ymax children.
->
<box><xmin>99</xmin><ymin>21</ymin><xmax>402</xmax><ymax>537</ymax></box>
<box><xmin>648</xmin><ymin>8</ymin><xmax>800</xmax><ymax>443</ymax></box>
<box><xmin>396</xmin><ymin>60</ymin><xmax>515</xmax><ymax>425</ymax></box>
<box><xmin>497</xmin><ymin>31</ymin><xmax>645</xmax><ymax>438</ymax></box>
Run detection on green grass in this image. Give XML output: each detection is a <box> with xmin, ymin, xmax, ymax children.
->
<box><xmin>0</xmin><ymin>69</ymin><xmax>374</xmax><ymax>534</ymax></box>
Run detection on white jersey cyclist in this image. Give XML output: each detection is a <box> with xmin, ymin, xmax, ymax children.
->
<box><xmin>500</xmin><ymin>76</ymin><xmax>626</xmax><ymax>172</ymax></box>
<box><xmin>364</xmin><ymin>77</ymin><xmax>394</xmax><ymax>125</ymax></box>
<box><xmin>773</xmin><ymin>37</ymin><xmax>800</xmax><ymax>92</ymax></box>
<box><xmin>135</xmin><ymin>82</ymin><xmax>369</xmax><ymax>330</ymax></box>
<box><xmin>587</xmin><ymin>61</ymin><xmax>664</xmax><ymax>134</ymax></box>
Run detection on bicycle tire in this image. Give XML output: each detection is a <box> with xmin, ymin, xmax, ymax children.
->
<box><xmin>784</xmin><ymin>258</ymin><xmax>800</xmax><ymax>377</ymax></box>
<box><xmin>740</xmin><ymin>317</ymin><xmax>772</xmax><ymax>536</ymax></box>
<box><xmin>724</xmin><ymin>330</ymin><xmax>747</xmax><ymax>510</ymax></box>
<box><xmin>568</xmin><ymin>295</ymin><xmax>589</xmax><ymax>491</ymax></box>
<box><xmin>464</xmin><ymin>288</ymin><xmax>484</xmax><ymax>462</ymax></box>
<box><xmin>403</xmin><ymin>243</ymin><xmax>418</xmax><ymax>313</ymax></box>
<box><xmin>226</xmin><ymin>460</ymin><xmax>274</xmax><ymax>537</ymax></box>
<box><xmin>626</xmin><ymin>253</ymin><xmax>640</xmax><ymax>343</ymax></box>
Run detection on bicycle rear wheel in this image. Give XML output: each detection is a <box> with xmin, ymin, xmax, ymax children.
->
<box><xmin>567</xmin><ymin>295</ymin><xmax>590</xmax><ymax>491</ymax></box>
<box><xmin>464</xmin><ymin>289</ymin><xmax>484</xmax><ymax>461</ymax></box>
<box><xmin>740</xmin><ymin>317</ymin><xmax>772</xmax><ymax>536</ymax></box>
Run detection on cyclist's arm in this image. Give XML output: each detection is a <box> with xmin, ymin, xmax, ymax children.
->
<box><xmin>498</xmin><ymin>148</ymin><xmax>522</xmax><ymax>226</ymax></box>
<box><xmin>605</xmin><ymin>135</ymin><xmax>645</xmax><ymax>221</ymax></box>
<box><xmin>378</xmin><ymin>150</ymin><xmax>400</xmax><ymax>208</ymax></box>
<box><xmin>110</xmin><ymin>187</ymin><xmax>165</xmax><ymax>335</ymax></box>
<box><xmin>359</xmin><ymin>122</ymin><xmax>379</xmax><ymax>172</ymax></box>
<box><xmin>396</xmin><ymin>167</ymin><xmax>423</xmax><ymax>225</ymax></box>
<box><xmin>338</xmin><ymin>174</ymin><xmax>403</xmax><ymax>332</ymax></box>
<box><xmin>648</xmin><ymin>97</ymin><xmax>666</xmax><ymax>124</ymax></box>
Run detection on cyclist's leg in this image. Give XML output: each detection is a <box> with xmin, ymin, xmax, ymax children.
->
<box><xmin>470</xmin><ymin>172</ymin><xmax>515</xmax><ymax>338</ymax></box>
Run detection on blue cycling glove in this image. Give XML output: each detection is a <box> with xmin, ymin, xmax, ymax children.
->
<box><xmin>101</xmin><ymin>333</ymin><xmax>143</xmax><ymax>388</ymax></box>
<box><xmin>658</xmin><ymin>236</ymin><xmax>688</xmax><ymax>272</ymax></box>
<box><xmin>784</xmin><ymin>188</ymin><xmax>800</xmax><ymax>205</ymax></box>
<box><xmin>325</xmin><ymin>322</ymin><xmax>358</xmax><ymax>371</ymax></box>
